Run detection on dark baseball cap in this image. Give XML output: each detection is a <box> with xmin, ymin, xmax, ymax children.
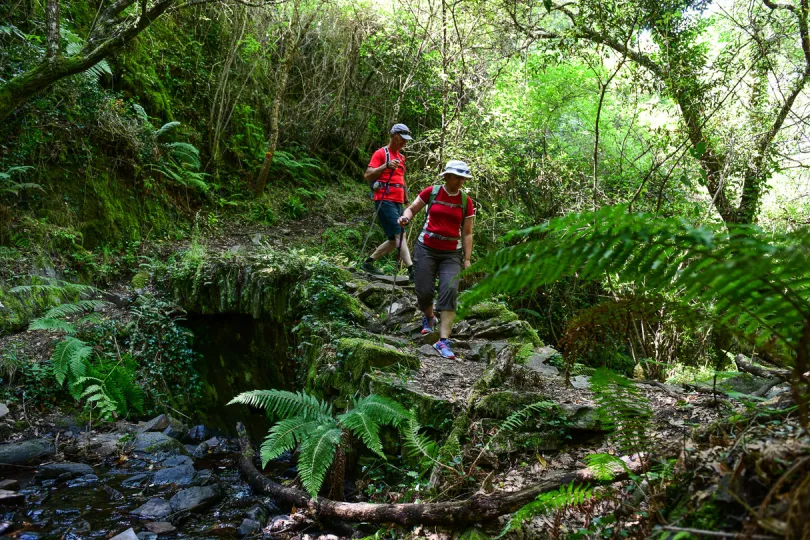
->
<box><xmin>390</xmin><ymin>123</ymin><xmax>413</xmax><ymax>140</ymax></box>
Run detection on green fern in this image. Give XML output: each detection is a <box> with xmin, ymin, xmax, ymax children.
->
<box><xmin>51</xmin><ymin>337</ymin><xmax>91</xmax><ymax>385</ymax></box>
<box><xmin>230</xmin><ymin>390</ymin><xmax>411</xmax><ymax>498</ymax></box>
<box><xmin>402</xmin><ymin>414</ymin><xmax>440</xmax><ymax>468</ymax></box>
<box><xmin>462</xmin><ymin>205</ymin><xmax>810</xmax><ymax>365</ymax></box>
<box><xmin>499</xmin><ymin>482</ymin><xmax>596</xmax><ymax>537</ymax></box>
<box><xmin>229</xmin><ymin>389</ymin><xmax>333</xmax><ymax>421</ymax></box>
<box><xmin>590</xmin><ymin>368</ymin><xmax>652</xmax><ymax>456</ymax></box>
<box><xmin>584</xmin><ymin>453</ymin><xmax>628</xmax><ymax>481</ymax></box>
<box><xmin>499</xmin><ymin>401</ymin><xmax>557</xmax><ymax>434</ymax></box>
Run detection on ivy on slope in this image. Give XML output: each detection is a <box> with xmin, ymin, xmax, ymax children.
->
<box><xmin>463</xmin><ymin>205</ymin><xmax>810</xmax><ymax>366</ymax></box>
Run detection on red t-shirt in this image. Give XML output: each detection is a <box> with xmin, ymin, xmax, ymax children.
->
<box><xmin>417</xmin><ymin>186</ymin><xmax>476</xmax><ymax>251</ymax></box>
<box><xmin>368</xmin><ymin>147</ymin><xmax>406</xmax><ymax>204</ymax></box>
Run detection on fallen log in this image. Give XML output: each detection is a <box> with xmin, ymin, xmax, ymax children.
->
<box><xmin>236</xmin><ymin>423</ymin><xmax>644</xmax><ymax>527</ymax></box>
<box><xmin>735</xmin><ymin>355</ymin><xmax>791</xmax><ymax>380</ymax></box>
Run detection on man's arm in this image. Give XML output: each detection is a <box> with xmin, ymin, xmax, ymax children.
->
<box><xmin>364</xmin><ymin>158</ymin><xmax>401</xmax><ymax>182</ymax></box>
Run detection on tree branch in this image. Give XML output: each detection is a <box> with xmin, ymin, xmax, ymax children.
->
<box><xmin>237</xmin><ymin>423</ymin><xmax>645</xmax><ymax>526</ymax></box>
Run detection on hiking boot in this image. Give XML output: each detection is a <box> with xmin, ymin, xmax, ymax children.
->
<box><xmin>407</xmin><ymin>265</ymin><xmax>415</xmax><ymax>284</ymax></box>
<box><xmin>361</xmin><ymin>259</ymin><xmax>384</xmax><ymax>275</ymax></box>
<box><xmin>421</xmin><ymin>316</ymin><xmax>438</xmax><ymax>335</ymax></box>
<box><xmin>434</xmin><ymin>338</ymin><xmax>456</xmax><ymax>359</ymax></box>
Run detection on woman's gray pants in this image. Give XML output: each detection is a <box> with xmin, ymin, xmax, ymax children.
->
<box><xmin>413</xmin><ymin>241</ymin><xmax>462</xmax><ymax>312</ymax></box>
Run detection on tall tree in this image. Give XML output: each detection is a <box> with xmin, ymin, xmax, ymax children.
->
<box><xmin>503</xmin><ymin>0</ymin><xmax>810</xmax><ymax>224</ymax></box>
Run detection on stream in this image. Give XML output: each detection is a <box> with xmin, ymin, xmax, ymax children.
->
<box><xmin>1</xmin><ymin>431</ymin><xmax>319</xmax><ymax>539</ymax></box>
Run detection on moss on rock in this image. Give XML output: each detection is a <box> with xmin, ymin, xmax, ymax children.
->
<box><xmin>0</xmin><ymin>280</ymin><xmax>74</xmax><ymax>334</ymax></box>
<box><xmin>474</xmin><ymin>390</ymin><xmax>552</xmax><ymax>419</ymax></box>
<box><xmin>463</xmin><ymin>301</ymin><xmax>519</xmax><ymax>323</ymax></box>
<box><xmin>364</xmin><ymin>372</ymin><xmax>453</xmax><ymax>425</ymax></box>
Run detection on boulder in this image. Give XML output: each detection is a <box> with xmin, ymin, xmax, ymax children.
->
<box><xmin>132</xmin><ymin>432</ymin><xmax>189</xmax><ymax>455</ymax></box>
<box><xmin>559</xmin><ymin>404</ymin><xmax>605</xmax><ymax>431</ymax></box>
<box><xmin>169</xmin><ymin>485</ymin><xmax>223</xmax><ymax>513</ymax></box>
<box><xmin>463</xmin><ymin>302</ymin><xmax>519</xmax><ymax>323</ymax></box>
<box><xmin>0</xmin><ymin>480</ymin><xmax>19</xmax><ymax>491</ymax></box>
<box><xmin>524</xmin><ymin>349</ymin><xmax>561</xmax><ymax>377</ymax></box>
<box><xmin>121</xmin><ymin>473</ymin><xmax>151</xmax><ymax>488</ymax></box>
<box><xmin>473</xmin><ymin>320</ymin><xmax>542</xmax><ymax>345</ymax></box>
<box><xmin>570</xmin><ymin>375</ymin><xmax>591</xmax><ymax>390</ymax></box>
<box><xmin>238</xmin><ymin>518</ymin><xmax>261</xmax><ymax>536</ymax></box>
<box><xmin>131</xmin><ymin>498</ymin><xmax>172</xmax><ymax>520</ymax></box>
<box><xmin>0</xmin><ymin>439</ymin><xmax>55</xmax><ymax>465</ymax></box>
<box><xmin>192</xmin><ymin>442</ymin><xmax>210</xmax><ymax>458</ymax></box>
<box><xmin>245</xmin><ymin>504</ymin><xmax>270</xmax><ymax>524</ymax></box>
<box><xmin>145</xmin><ymin>522</ymin><xmax>176</xmax><ymax>534</ymax></box>
<box><xmin>35</xmin><ymin>462</ymin><xmax>94</xmax><ymax>482</ymax></box>
<box><xmin>0</xmin><ymin>489</ymin><xmax>24</xmax><ymax>506</ymax></box>
<box><xmin>474</xmin><ymin>391</ymin><xmax>551</xmax><ymax>419</ymax></box>
<box><xmin>139</xmin><ymin>414</ymin><xmax>171</xmax><ymax>433</ymax></box>
<box><xmin>161</xmin><ymin>455</ymin><xmax>192</xmax><ymax>467</ymax></box>
<box><xmin>161</xmin><ymin>417</ymin><xmax>188</xmax><ymax>439</ymax></box>
<box><xmin>311</xmin><ymin>338</ymin><xmax>419</xmax><ymax>396</ymax></box>
<box><xmin>356</xmin><ymin>283</ymin><xmax>393</xmax><ymax>309</ymax></box>
<box><xmin>151</xmin><ymin>464</ymin><xmax>198</xmax><ymax>486</ymax></box>
<box><xmin>186</xmin><ymin>424</ymin><xmax>213</xmax><ymax>443</ymax></box>
<box><xmin>0</xmin><ymin>404</ymin><xmax>8</xmax><ymax>419</ymax></box>
<box><xmin>110</xmin><ymin>529</ymin><xmax>139</xmax><ymax>540</ymax></box>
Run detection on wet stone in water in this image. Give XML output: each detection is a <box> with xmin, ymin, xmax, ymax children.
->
<box><xmin>145</xmin><ymin>521</ymin><xmax>176</xmax><ymax>534</ymax></box>
<box><xmin>122</xmin><ymin>473</ymin><xmax>152</xmax><ymax>488</ymax></box>
<box><xmin>151</xmin><ymin>464</ymin><xmax>197</xmax><ymax>486</ymax></box>
<box><xmin>238</xmin><ymin>518</ymin><xmax>261</xmax><ymax>536</ymax></box>
<box><xmin>66</xmin><ymin>474</ymin><xmax>98</xmax><ymax>488</ymax></box>
<box><xmin>131</xmin><ymin>497</ymin><xmax>172</xmax><ymax>520</ymax></box>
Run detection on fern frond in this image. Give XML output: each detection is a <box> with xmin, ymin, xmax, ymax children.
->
<box><xmin>51</xmin><ymin>337</ymin><xmax>92</xmax><ymax>385</ymax></box>
<box><xmin>351</xmin><ymin>394</ymin><xmax>411</xmax><ymax>427</ymax></box>
<box><xmin>155</xmin><ymin>121</ymin><xmax>181</xmax><ymax>138</ymax></box>
<box><xmin>297</xmin><ymin>425</ymin><xmax>342</xmax><ymax>498</ymax></box>
<box><xmin>337</xmin><ymin>409</ymin><xmax>384</xmax><ymax>458</ymax></box>
<box><xmin>584</xmin><ymin>453</ymin><xmax>627</xmax><ymax>481</ymax></box>
<box><xmin>591</xmin><ymin>368</ymin><xmax>651</xmax><ymax>455</ymax></box>
<box><xmin>498</xmin><ymin>483</ymin><xmax>595</xmax><ymax>538</ymax></box>
<box><xmin>260</xmin><ymin>417</ymin><xmax>329</xmax><ymax>466</ymax></box>
<box><xmin>43</xmin><ymin>299</ymin><xmax>108</xmax><ymax>319</ymax></box>
<box><xmin>165</xmin><ymin>142</ymin><xmax>201</xmax><ymax>169</ymax></box>
<box><xmin>463</xmin><ymin>205</ymin><xmax>810</xmax><ymax>363</ymax></box>
<box><xmin>499</xmin><ymin>401</ymin><xmax>557</xmax><ymax>433</ymax></box>
<box><xmin>228</xmin><ymin>389</ymin><xmax>332</xmax><ymax>421</ymax></box>
<box><xmin>402</xmin><ymin>415</ymin><xmax>438</xmax><ymax>462</ymax></box>
<box><xmin>29</xmin><ymin>318</ymin><xmax>76</xmax><ymax>333</ymax></box>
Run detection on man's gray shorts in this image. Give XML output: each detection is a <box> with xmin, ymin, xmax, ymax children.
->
<box><xmin>413</xmin><ymin>241</ymin><xmax>463</xmax><ymax>312</ymax></box>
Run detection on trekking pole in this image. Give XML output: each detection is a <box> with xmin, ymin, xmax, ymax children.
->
<box><xmin>385</xmin><ymin>215</ymin><xmax>407</xmax><ymax>319</ymax></box>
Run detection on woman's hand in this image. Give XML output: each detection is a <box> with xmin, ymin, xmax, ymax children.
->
<box><xmin>398</xmin><ymin>215</ymin><xmax>411</xmax><ymax>226</ymax></box>
<box><xmin>463</xmin><ymin>259</ymin><xmax>471</xmax><ymax>269</ymax></box>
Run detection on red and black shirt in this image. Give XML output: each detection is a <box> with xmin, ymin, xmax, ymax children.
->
<box><xmin>417</xmin><ymin>186</ymin><xmax>476</xmax><ymax>251</ymax></box>
<box><xmin>368</xmin><ymin>147</ymin><xmax>406</xmax><ymax>204</ymax></box>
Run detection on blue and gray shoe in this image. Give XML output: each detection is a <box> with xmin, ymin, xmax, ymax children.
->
<box><xmin>421</xmin><ymin>316</ymin><xmax>439</xmax><ymax>335</ymax></box>
<box><xmin>434</xmin><ymin>338</ymin><xmax>456</xmax><ymax>359</ymax></box>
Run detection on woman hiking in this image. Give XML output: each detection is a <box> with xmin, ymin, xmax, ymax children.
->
<box><xmin>398</xmin><ymin>160</ymin><xmax>475</xmax><ymax>359</ymax></box>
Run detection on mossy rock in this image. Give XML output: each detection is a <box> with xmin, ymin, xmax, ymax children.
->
<box><xmin>0</xmin><ymin>282</ymin><xmax>74</xmax><ymax>334</ymax></box>
<box><xmin>489</xmin><ymin>431</ymin><xmax>564</xmax><ymax>456</ymax></box>
<box><xmin>473</xmin><ymin>320</ymin><xmax>543</xmax><ymax>347</ymax></box>
<box><xmin>356</xmin><ymin>283</ymin><xmax>394</xmax><ymax>309</ymax></box>
<box><xmin>364</xmin><ymin>372</ymin><xmax>454</xmax><ymax>426</ymax></box>
<box><xmin>463</xmin><ymin>302</ymin><xmax>519</xmax><ymax>323</ymax></box>
<box><xmin>474</xmin><ymin>391</ymin><xmax>552</xmax><ymax>419</ymax></box>
<box><xmin>308</xmin><ymin>339</ymin><xmax>419</xmax><ymax>398</ymax></box>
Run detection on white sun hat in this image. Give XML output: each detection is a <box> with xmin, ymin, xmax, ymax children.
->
<box><xmin>438</xmin><ymin>160</ymin><xmax>472</xmax><ymax>178</ymax></box>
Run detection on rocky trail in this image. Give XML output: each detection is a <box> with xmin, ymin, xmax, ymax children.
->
<box><xmin>0</xmin><ymin>242</ymin><xmax>800</xmax><ymax>539</ymax></box>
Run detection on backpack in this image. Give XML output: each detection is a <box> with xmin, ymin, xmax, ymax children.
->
<box><xmin>368</xmin><ymin>147</ymin><xmax>397</xmax><ymax>199</ymax></box>
<box><xmin>422</xmin><ymin>185</ymin><xmax>469</xmax><ymax>238</ymax></box>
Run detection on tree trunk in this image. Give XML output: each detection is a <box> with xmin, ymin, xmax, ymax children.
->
<box><xmin>45</xmin><ymin>0</ymin><xmax>61</xmax><ymax>58</ymax></box>
<box><xmin>237</xmin><ymin>423</ymin><xmax>644</xmax><ymax>527</ymax></box>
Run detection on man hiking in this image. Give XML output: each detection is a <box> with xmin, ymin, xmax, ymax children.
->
<box><xmin>361</xmin><ymin>123</ymin><xmax>415</xmax><ymax>282</ymax></box>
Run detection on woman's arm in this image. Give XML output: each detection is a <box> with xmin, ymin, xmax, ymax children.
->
<box><xmin>398</xmin><ymin>196</ymin><xmax>427</xmax><ymax>225</ymax></box>
<box><xmin>461</xmin><ymin>216</ymin><xmax>474</xmax><ymax>269</ymax></box>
